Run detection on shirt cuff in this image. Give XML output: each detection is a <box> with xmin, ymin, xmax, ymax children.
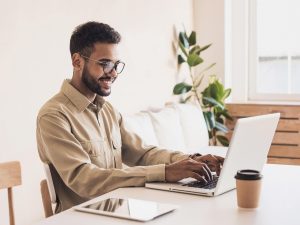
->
<box><xmin>145</xmin><ymin>164</ymin><xmax>165</xmax><ymax>182</ymax></box>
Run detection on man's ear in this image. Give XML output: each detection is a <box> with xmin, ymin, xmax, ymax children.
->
<box><xmin>72</xmin><ymin>53</ymin><xmax>83</xmax><ymax>71</ymax></box>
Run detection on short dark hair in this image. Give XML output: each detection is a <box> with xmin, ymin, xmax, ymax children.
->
<box><xmin>70</xmin><ymin>21</ymin><xmax>121</xmax><ymax>57</ymax></box>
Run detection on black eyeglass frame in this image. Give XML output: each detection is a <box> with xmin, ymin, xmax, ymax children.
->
<box><xmin>81</xmin><ymin>55</ymin><xmax>125</xmax><ymax>74</ymax></box>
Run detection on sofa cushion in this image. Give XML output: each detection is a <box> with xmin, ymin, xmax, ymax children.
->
<box><xmin>122</xmin><ymin>112</ymin><xmax>159</xmax><ymax>146</ymax></box>
<box><xmin>147</xmin><ymin>107</ymin><xmax>185</xmax><ymax>151</ymax></box>
<box><xmin>170</xmin><ymin>103</ymin><xmax>209</xmax><ymax>152</ymax></box>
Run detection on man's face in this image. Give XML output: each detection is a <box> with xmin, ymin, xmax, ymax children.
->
<box><xmin>81</xmin><ymin>43</ymin><xmax>120</xmax><ymax>97</ymax></box>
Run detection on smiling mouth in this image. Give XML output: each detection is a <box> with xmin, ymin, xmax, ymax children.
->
<box><xmin>99</xmin><ymin>77</ymin><xmax>115</xmax><ymax>87</ymax></box>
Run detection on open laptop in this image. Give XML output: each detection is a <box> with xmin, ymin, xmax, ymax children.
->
<box><xmin>146</xmin><ymin>113</ymin><xmax>280</xmax><ymax>196</ymax></box>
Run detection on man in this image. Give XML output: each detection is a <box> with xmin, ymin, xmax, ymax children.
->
<box><xmin>36</xmin><ymin>21</ymin><xmax>223</xmax><ymax>213</ymax></box>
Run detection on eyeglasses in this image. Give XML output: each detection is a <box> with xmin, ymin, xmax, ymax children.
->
<box><xmin>81</xmin><ymin>55</ymin><xmax>125</xmax><ymax>74</ymax></box>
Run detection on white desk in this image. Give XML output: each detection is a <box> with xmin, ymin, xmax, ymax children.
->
<box><xmin>34</xmin><ymin>164</ymin><xmax>300</xmax><ymax>225</ymax></box>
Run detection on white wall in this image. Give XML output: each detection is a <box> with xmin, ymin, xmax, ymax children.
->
<box><xmin>193</xmin><ymin>0</ymin><xmax>225</xmax><ymax>88</ymax></box>
<box><xmin>0</xmin><ymin>0</ymin><xmax>193</xmax><ymax>224</ymax></box>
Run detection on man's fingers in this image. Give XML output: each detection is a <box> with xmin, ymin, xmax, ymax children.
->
<box><xmin>189</xmin><ymin>172</ymin><xmax>207</xmax><ymax>183</ymax></box>
<box><xmin>207</xmin><ymin>155</ymin><xmax>221</xmax><ymax>164</ymax></box>
<box><xmin>187</xmin><ymin>159</ymin><xmax>212</xmax><ymax>181</ymax></box>
<box><xmin>186</xmin><ymin>158</ymin><xmax>201</xmax><ymax>168</ymax></box>
<box><xmin>166</xmin><ymin>157</ymin><xmax>223</xmax><ymax>182</ymax></box>
<box><xmin>200</xmin><ymin>154</ymin><xmax>224</xmax><ymax>164</ymax></box>
<box><xmin>214</xmin><ymin>155</ymin><xmax>225</xmax><ymax>165</ymax></box>
<box><xmin>202</xmin><ymin>164</ymin><xmax>212</xmax><ymax>181</ymax></box>
<box><xmin>216</xmin><ymin>165</ymin><xmax>221</xmax><ymax>176</ymax></box>
<box><xmin>200</xmin><ymin>155</ymin><xmax>224</xmax><ymax>175</ymax></box>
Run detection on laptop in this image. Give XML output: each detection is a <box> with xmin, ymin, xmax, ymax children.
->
<box><xmin>146</xmin><ymin>113</ymin><xmax>280</xmax><ymax>196</ymax></box>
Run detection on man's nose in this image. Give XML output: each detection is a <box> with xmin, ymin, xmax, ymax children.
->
<box><xmin>109</xmin><ymin>68</ymin><xmax>118</xmax><ymax>78</ymax></box>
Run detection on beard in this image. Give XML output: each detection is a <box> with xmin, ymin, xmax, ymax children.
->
<box><xmin>81</xmin><ymin>65</ymin><xmax>115</xmax><ymax>97</ymax></box>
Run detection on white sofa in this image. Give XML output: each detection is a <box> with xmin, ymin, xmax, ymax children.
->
<box><xmin>123</xmin><ymin>103</ymin><xmax>228</xmax><ymax>157</ymax></box>
<box><xmin>123</xmin><ymin>103</ymin><xmax>210</xmax><ymax>154</ymax></box>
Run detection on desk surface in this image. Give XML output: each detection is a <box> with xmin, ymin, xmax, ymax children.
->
<box><xmin>35</xmin><ymin>164</ymin><xmax>300</xmax><ymax>225</ymax></box>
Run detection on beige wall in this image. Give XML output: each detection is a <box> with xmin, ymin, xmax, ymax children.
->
<box><xmin>0</xmin><ymin>0</ymin><xmax>194</xmax><ymax>224</ymax></box>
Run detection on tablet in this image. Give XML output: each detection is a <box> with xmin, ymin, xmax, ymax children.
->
<box><xmin>73</xmin><ymin>197</ymin><xmax>179</xmax><ymax>222</ymax></box>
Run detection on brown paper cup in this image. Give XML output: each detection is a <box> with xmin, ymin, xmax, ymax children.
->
<box><xmin>235</xmin><ymin>170</ymin><xmax>262</xmax><ymax>208</ymax></box>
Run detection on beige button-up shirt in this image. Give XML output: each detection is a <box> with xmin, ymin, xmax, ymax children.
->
<box><xmin>36</xmin><ymin>80</ymin><xmax>188</xmax><ymax>212</ymax></box>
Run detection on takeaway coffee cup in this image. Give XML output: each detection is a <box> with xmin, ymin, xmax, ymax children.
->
<box><xmin>235</xmin><ymin>170</ymin><xmax>263</xmax><ymax>208</ymax></box>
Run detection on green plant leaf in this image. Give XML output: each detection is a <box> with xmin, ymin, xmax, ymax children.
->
<box><xmin>214</xmin><ymin>106</ymin><xmax>223</xmax><ymax>114</ymax></box>
<box><xmin>201</xmin><ymin>88</ymin><xmax>210</xmax><ymax>102</ymax></box>
<box><xmin>188</xmin><ymin>31</ymin><xmax>196</xmax><ymax>46</ymax></box>
<box><xmin>216</xmin><ymin>117</ymin><xmax>224</xmax><ymax>124</ymax></box>
<box><xmin>221</xmin><ymin>109</ymin><xmax>233</xmax><ymax>120</ymax></box>
<box><xmin>203</xmin><ymin>111</ymin><xmax>215</xmax><ymax>132</ymax></box>
<box><xmin>209</xmin><ymin>84</ymin><xmax>219</xmax><ymax>100</ymax></box>
<box><xmin>178</xmin><ymin>41</ymin><xmax>188</xmax><ymax>57</ymax></box>
<box><xmin>216</xmin><ymin>135</ymin><xmax>229</xmax><ymax>146</ymax></box>
<box><xmin>221</xmin><ymin>88</ymin><xmax>231</xmax><ymax>101</ymax></box>
<box><xmin>212</xmin><ymin>80</ymin><xmax>224</xmax><ymax>101</ymax></box>
<box><xmin>202</xmin><ymin>97</ymin><xmax>225</xmax><ymax>110</ymax></box>
<box><xmin>216</xmin><ymin>109</ymin><xmax>233</xmax><ymax>121</ymax></box>
<box><xmin>183</xmin><ymin>31</ymin><xmax>189</xmax><ymax>42</ymax></box>
<box><xmin>187</xmin><ymin>54</ymin><xmax>203</xmax><ymax>67</ymax></box>
<box><xmin>173</xmin><ymin>82</ymin><xmax>192</xmax><ymax>95</ymax></box>
<box><xmin>189</xmin><ymin>46</ymin><xmax>201</xmax><ymax>55</ymax></box>
<box><xmin>179</xmin><ymin>32</ymin><xmax>189</xmax><ymax>48</ymax></box>
<box><xmin>203</xmin><ymin>77</ymin><xmax>230</xmax><ymax>104</ymax></box>
<box><xmin>215</xmin><ymin>121</ymin><xmax>229</xmax><ymax>133</ymax></box>
<box><xmin>178</xmin><ymin>55</ymin><xmax>185</xmax><ymax>64</ymax></box>
<box><xmin>202</xmin><ymin>85</ymin><xmax>213</xmax><ymax>103</ymax></box>
<box><xmin>199</xmin><ymin>44</ymin><xmax>212</xmax><ymax>53</ymax></box>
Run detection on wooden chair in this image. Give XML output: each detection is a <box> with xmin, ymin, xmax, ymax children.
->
<box><xmin>40</xmin><ymin>164</ymin><xmax>56</xmax><ymax>218</ymax></box>
<box><xmin>40</xmin><ymin>179</ymin><xmax>54</xmax><ymax>217</ymax></box>
<box><xmin>0</xmin><ymin>161</ymin><xmax>22</xmax><ymax>225</ymax></box>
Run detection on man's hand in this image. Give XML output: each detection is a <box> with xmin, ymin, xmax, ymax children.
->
<box><xmin>165</xmin><ymin>158</ymin><xmax>212</xmax><ymax>183</ymax></box>
<box><xmin>192</xmin><ymin>154</ymin><xmax>224</xmax><ymax>176</ymax></box>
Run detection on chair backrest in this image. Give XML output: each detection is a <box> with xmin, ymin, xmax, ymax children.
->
<box><xmin>43</xmin><ymin>164</ymin><xmax>56</xmax><ymax>204</ymax></box>
<box><xmin>0</xmin><ymin>161</ymin><xmax>22</xmax><ymax>225</ymax></box>
<box><xmin>40</xmin><ymin>179</ymin><xmax>53</xmax><ymax>218</ymax></box>
<box><xmin>40</xmin><ymin>164</ymin><xmax>57</xmax><ymax>218</ymax></box>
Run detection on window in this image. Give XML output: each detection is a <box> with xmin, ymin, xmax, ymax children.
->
<box><xmin>248</xmin><ymin>0</ymin><xmax>300</xmax><ymax>101</ymax></box>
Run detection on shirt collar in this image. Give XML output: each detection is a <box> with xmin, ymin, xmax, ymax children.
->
<box><xmin>61</xmin><ymin>79</ymin><xmax>105</xmax><ymax>112</ymax></box>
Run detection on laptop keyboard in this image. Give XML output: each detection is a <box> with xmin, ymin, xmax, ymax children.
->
<box><xmin>183</xmin><ymin>176</ymin><xmax>219</xmax><ymax>189</ymax></box>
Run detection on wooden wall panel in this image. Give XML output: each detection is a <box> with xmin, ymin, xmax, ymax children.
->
<box><xmin>268</xmin><ymin>145</ymin><xmax>300</xmax><ymax>158</ymax></box>
<box><xmin>273</xmin><ymin>132</ymin><xmax>300</xmax><ymax>145</ymax></box>
<box><xmin>267</xmin><ymin>157</ymin><xmax>300</xmax><ymax>166</ymax></box>
<box><xmin>226</xmin><ymin>103</ymin><xmax>300</xmax><ymax>166</ymax></box>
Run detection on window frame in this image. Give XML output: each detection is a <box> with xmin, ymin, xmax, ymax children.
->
<box><xmin>226</xmin><ymin>0</ymin><xmax>300</xmax><ymax>102</ymax></box>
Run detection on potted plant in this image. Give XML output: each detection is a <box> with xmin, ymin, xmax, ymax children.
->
<box><xmin>173</xmin><ymin>29</ymin><xmax>232</xmax><ymax>146</ymax></box>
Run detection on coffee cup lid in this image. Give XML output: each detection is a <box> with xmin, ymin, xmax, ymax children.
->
<box><xmin>235</xmin><ymin>169</ymin><xmax>262</xmax><ymax>180</ymax></box>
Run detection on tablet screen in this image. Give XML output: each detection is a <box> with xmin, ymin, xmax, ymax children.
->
<box><xmin>82</xmin><ymin>198</ymin><xmax>175</xmax><ymax>221</ymax></box>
